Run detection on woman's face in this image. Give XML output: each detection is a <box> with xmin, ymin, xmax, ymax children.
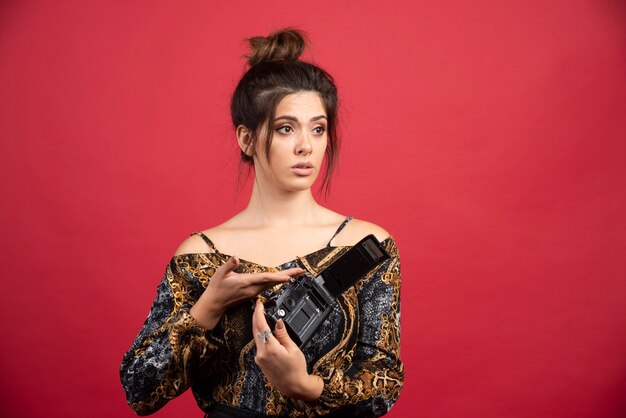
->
<box><xmin>253</xmin><ymin>91</ymin><xmax>328</xmax><ymax>193</ymax></box>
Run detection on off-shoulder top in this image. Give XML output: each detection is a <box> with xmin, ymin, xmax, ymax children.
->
<box><xmin>120</xmin><ymin>216</ymin><xmax>404</xmax><ymax>417</ymax></box>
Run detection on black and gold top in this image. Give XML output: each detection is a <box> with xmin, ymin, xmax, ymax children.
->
<box><xmin>120</xmin><ymin>216</ymin><xmax>404</xmax><ymax>417</ymax></box>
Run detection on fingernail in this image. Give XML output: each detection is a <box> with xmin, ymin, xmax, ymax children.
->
<box><xmin>231</xmin><ymin>256</ymin><xmax>238</xmax><ymax>265</ymax></box>
<box><xmin>276</xmin><ymin>319</ymin><xmax>285</xmax><ymax>330</ymax></box>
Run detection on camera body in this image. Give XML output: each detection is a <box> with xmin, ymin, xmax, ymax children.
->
<box><xmin>264</xmin><ymin>234</ymin><xmax>390</xmax><ymax>347</ymax></box>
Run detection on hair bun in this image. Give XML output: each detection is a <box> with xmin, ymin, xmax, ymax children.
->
<box><xmin>246</xmin><ymin>28</ymin><xmax>307</xmax><ymax>66</ymax></box>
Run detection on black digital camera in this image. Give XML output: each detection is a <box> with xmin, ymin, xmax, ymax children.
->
<box><xmin>264</xmin><ymin>234</ymin><xmax>390</xmax><ymax>347</ymax></box>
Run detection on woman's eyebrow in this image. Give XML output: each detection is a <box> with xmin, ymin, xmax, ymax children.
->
<box><xmin>274</xmin><ymin>115</ymin><xmax>327</xmax><ymax>122</ymax></box>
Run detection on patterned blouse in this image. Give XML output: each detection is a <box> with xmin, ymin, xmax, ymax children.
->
<box><xmin>120</xmin><ymin>217</ymin><xmax>404</xmax><ymax>417</ymax></box>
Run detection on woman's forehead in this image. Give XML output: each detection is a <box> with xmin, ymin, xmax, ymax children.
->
<box><xmin>276</xmin><ymin>92</ymin><xmax>326</xmax><ymax>117</ymax></box>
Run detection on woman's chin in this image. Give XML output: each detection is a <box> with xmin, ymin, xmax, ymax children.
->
<box><xmin>281</xmin><ymin>178</ymin><xmax>318</xmax><ymax>192</ymax></box>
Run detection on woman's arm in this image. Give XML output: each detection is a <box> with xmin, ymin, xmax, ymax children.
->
<box><xmin>119</xmin><ymin>258</ymin><xmax>224</xmax><ymax>416</ymax></box>
<box><xmin>120</xmin><ymin>253</ymin><xmax>302</xmax><ymax>415</ymax></box>
<box><xmin>307</xmin><ymin>243</ymin><xmax>404</xmax><ymax>417</ymax></box>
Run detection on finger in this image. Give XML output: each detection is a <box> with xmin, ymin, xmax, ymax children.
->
<box><xmin>273</xmin><ymin>319</ymin><xmax>297</xmax><ymax>351</ymax></box>
<box><xmin>252</xmin><ymin>300</ymin><xmax>275</xmax><ymax>353</ymax></box>
<box><xmin>252</xmin><ymin>299</ymin><xmax>270</xmax><ymax>335</ymax></box>
<box><xmin>245</xmin><ymin>283</ymin><xmax>285</xmax><ymax>299</ymax></box>
<box><xmin>244</xmin><ymin>272</ymin><xmax>293</xmax><ymax>286</ymax></box>
<box><xmin>286</xmin><ymin>267</ymin><xmax>306</xmax><ymax>275</ymax></box>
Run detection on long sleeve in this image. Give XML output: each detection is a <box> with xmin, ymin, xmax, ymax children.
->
<box><xmin>120</xmin><ymin>257</ymin><xmax>224</xmax><ymax>416</ymax></box>
<box><xmin>307</xmin><ymin>244</ymin><xmax>404</xmax><ymax>417</ymax></box>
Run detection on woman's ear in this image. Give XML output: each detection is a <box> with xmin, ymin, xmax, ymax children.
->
<box><xmin>236</xmin><ymin>125</ymin><xmax>255</xmax><ymax>156</ymax></box>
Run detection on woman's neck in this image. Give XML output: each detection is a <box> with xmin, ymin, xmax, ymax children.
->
<box><xmin>241</xmin><ymin>181</ymin><xmax>325</xmax><ymax>228</ymax></box>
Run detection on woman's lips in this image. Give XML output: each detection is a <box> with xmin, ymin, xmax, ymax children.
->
<box><xmin>292</xmin><ymin>167</ymin><xmax>314</xmax><ymax>176</ymax></box>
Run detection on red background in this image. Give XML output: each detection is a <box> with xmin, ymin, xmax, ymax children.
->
<box><xmin>1</xmin><ymin>1</ymin><xmax>625</xmax><ymax>417</ymax></box>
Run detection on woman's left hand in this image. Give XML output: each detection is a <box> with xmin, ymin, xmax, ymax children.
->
<box><xmin>252</xmin><ymin>299</ymin><xmax>324</xmax><ymax>401</ymax></box>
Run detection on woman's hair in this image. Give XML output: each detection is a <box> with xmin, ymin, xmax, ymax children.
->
<box><xmin>231</xmin><ymin>27</ymin><xmax>340</xmax><ymax>197</ymax></box>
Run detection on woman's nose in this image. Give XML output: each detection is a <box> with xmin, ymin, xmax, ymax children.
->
<box><xmin>296</xmin><ymin>132</ymin><xmax>312</xmax><ymax>154</ymax></box>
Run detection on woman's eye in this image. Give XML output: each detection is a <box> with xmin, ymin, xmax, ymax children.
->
<box><xmin>275</xmin><ymin>125</ymin><xmax>293</xmax><ymax>134</ymax></box>
<box><xmin>313</xmin><ymin>126</ymin><xmax>326</xmax><ymax>135</ymax></box>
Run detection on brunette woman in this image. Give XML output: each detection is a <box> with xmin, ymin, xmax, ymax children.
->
<box><xmin>120</xmin><ymin>28</ymin><xmax>404</xmax><ymax>418</ymax></box>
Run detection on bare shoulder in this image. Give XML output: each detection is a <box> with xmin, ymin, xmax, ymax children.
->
<box><xmin>335</xmin><ymin>218</ymin><xmax>392</xmax><ymax>246</ymax></box>
<box><xmin>173</xmin><ymin>229</ymin><xmax>218</xmax><ymax>256</ymax></box>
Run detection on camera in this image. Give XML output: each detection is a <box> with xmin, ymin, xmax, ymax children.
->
<box><xmin>264</xmin><ymin>234</ymin><xmax>390</xmax><ymax>347</ymax></box>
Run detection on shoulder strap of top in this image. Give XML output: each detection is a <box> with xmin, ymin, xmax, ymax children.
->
<box><xmin>327</xmin><ymin>216</ymin><xmax>354</xmax><ymax>247</ymax></box>
<box><xmin>190</xmin><ymin>231</ymin><xmax>220</xmax><ymax>254</ymax></box>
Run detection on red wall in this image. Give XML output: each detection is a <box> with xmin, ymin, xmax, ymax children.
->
<box><xmin>1</xmin><ymin>1</ymin><xmax>625</xmax><ymax>417</ymax></box>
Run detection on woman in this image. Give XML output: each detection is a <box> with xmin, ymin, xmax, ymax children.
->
<box><xmin>120</xmin><ymin>28</ymin><xmax>404</xmax><ymax>418</ymax></box>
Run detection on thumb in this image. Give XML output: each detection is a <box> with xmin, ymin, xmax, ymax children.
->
<box><xmin>217</xmin><ymin>255</ymin><xmax>239</xmax><ymax>276</ymax></box>
<box><xmin>273</xmin><ymin>319</ymin><xmax>297</xmax><ymax>349</ymax></box>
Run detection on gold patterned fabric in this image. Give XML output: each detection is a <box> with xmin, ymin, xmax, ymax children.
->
<box><xmin>120</xmin><ymin>235</ymin><xmax>404</xmax><ymax>417</ymax></box>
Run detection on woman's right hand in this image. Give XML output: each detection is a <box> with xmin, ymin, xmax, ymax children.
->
<box><xmin>190</xmin><ymin>255</ymin><xmax>304</xmax><ymax>330</ymax></box>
